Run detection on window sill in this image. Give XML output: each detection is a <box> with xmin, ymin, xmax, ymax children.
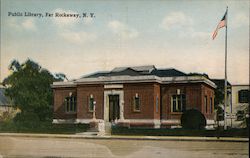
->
<box><xmin>170</xmin><ymin>112</ymin><xmax>183</xmax><ymax>115</ymax></box>
<box><xmin>133</xmin><ymin>110</ymin><xmax>141</xmax><ymax>113</ymax></box>
<box><xmin>65</xmin><ymin>112</ymin><xmax>76</xmax><ymax>114</ymax></box>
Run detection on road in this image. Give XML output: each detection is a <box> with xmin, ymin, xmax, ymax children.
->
<box><xmin>0</xmin><ymin>136</ymin><xmax>248</xmax><ymax>158</ymax></box>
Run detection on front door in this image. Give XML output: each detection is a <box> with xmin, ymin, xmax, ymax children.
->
<box><xmin>109</xmin><ymin>95</ymin><xmax>120</xmax><ymax>122</ymax></box>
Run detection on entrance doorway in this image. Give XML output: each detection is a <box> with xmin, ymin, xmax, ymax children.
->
<box><xmin>109</xmin><ymin>95</ymin><xmax>120</xmax><ymax>122</ymax></box>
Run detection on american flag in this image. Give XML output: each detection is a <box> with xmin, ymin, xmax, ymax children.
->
<box><xmin>212</xmin><ymin>11</ymin><xmax>227</xmax><ymax>40</ymax></box>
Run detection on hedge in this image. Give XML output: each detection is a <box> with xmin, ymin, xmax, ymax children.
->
<box><xmin>111</xmin><ymin>126</ymin><xmax>249</xmax><ymax>138</ymax></box>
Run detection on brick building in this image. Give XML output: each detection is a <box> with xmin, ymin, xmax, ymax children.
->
<box><xmin>52</xmin><ymin>65</ymin><xmax>216</xmax><ymax>130</ymax></box>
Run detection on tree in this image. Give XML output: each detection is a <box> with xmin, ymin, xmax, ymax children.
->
<box><xmin>212</xmin><ymin>79</ymin><xmax>231</xmax><ymax>121</ymax></box>
<box><xmin>236</xmin><ymin>106</ymin><xmax>249</xmax><ymax>129</ymax></box>
<box><xmin>3</xmin><ymin>59</ymin><xmax>62</xmax><ymax>123</ymax></box>
<box><xmin>55</xmin><ymin>73</ymin><xmax>68</xmax><ymax>81</ymax></box>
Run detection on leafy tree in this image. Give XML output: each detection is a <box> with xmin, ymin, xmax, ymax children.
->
<box><xmin>237</xmin><ymin>106</ymin><xmax>249</xmax><ymax>129</ymax></box>
<box><xmin>55</xmin><ymin>73</ymin><xmax>68</xmax><ymax>81</ymax></box>
<box><xmin>214</xmin><ymin>89</ymin><xmax>224</xmax><ymax>109</ymax></box>
<box><xmin>212</xmin><ymin>79</ymin><xmax>231</xmax><ymax>121</ymax></box>
<box><xmin>215</xmin><ymin>106</ymin><xmax>224</xmax><ymax>121</ymax></box>
<box><xmin>3</xmin><ymin>59</ymin><xmax>62</xmax><ymax>123</ymax></box>
<box><xmin>8</xmin><ymin>59</ymin><xmax>21</xmax><ymax>72</ymax></box>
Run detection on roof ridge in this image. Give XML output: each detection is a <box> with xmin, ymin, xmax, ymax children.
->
<box><xmin>81</xmin><ymin>70</ymin><xmax>110</xmax><ymax>78</ymax></box>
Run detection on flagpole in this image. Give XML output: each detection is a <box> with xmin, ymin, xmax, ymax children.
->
<box><xmin>224</xmin><ymin>6</ymin><xmax>228</xmax><ymax>130</ymax></box>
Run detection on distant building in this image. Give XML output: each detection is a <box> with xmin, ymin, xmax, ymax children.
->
<box><xmin>228</xmin><ymin>85</ymin><xmax>249</xmax><ymax>128</ymax></box>
<box><xmin>0</xmin><ymin>86</ymin><xmax>13</xmax><ymax>112</ymax></box>
<box><xmin>211</xmin><ymin>79</ymin><xmax>249</xmax><ymax>128</ymax></box>
<box><xmin>0</xmin><ymin>86</ymin><xmax>19</xmax><ymax>120</ymax></box>
<box><xmin>52</xmin><ymin>65</ymin><xmax>216</xmax><ymax>132</ymax></box>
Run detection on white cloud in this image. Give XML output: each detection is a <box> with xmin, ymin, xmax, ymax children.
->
<box><xmin>160</xmin><ymin>12</ymin><xmax>193</xmax><ymax>30</ymax></box>
<box><xmin>179</xmin><ymin>29</ymin><xmax>211</xmax><ymax>39</ymax></box>
<box><xmin>8</xmin><ymin>18</ymin><xmax>36</xmax><ymax>31</ymax></box>
<box><xmin>51</xmin><ymin>8</ymin><xmax>96</xmax><ymax>44</ymax></box>
<box><xmin>8</xmin><ymin>18</ymin><xmax>19</xmax><ymax>29</ymax></box>
<box><xmin>83</xmin><ymin>17</ymin><xmax>93</xmax><ymax>25</ymax></box>
<box><xmin>108</xmin><ymin>20</ymin><xmax>138</xmax><ymax>39</ymax></box>
<box><xmin>21</xmin><ymin>19</ymin><xmax>36</xmax><ymax>30</ymax></box>
<box><xmin>60</xmin><ymin>30</ymin><xmax>96</xmax><ymax>44</ymax></box>
<box><xmin>160</xmin><ymin>12</ymin><xmax>211</xmax><ymax>40</ymax></box>
<box><xmin>231</xmin><ymin>12</ymin><xmax>249</xmax><ymax>28</ymax></box>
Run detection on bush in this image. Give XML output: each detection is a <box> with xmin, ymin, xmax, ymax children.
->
<box><xmin>0</xmin><ymin>120</ymin><xmax>89</xmax><ymax>134</ymax></box>
<box><xmin>13</xmin><ymin>112</ymin><xmax>40</xmax><ymax>128</ymax></box>
<box><xmin>181</xmin><ymin>109</ymin><xmax>206</xmax><ymax>129</ymax></box>
<box><xmin>215</xmin><ymin>106</ymin><xmax>224</xmax><ymax>121</ymax></box>
<box><xmin>0</xmin><ymin>110</ymin><xmax>90</xmax><ymax>133</ymax></box>
<box><xmin>111</xmin><ymin>126</ymin><xmax>249</xmax><ymax>137</ymax></box>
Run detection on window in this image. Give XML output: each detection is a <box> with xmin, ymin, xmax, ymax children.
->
<box><xmin>65</xmin><ymin>96</ymin><xmax>76</xmax><ymax>113</ymax></box>
<box><xmin>238</xmin><ymin>90</ymin><xmax>249</xmax><ymax>103</ymax></box>
<box><xmin>204</xmin><ymin>96</ymin><xmax>207</xmax><ymax>113</ymax></box>
<box><xmin>88</xmin><ymin>94</ymin><xmax>94</xmax><ymax>112</ymax></box>
<box><xmin>210</xmin><ymin>97</ymin><xmax>213</xmax><ymax>113</ymax></box>
<box><xmin>171</xmin><ymin>94</ymin><xmax>186</xmax><ymax>112</ymax></box>
<box><xmin>156</xmin><ymin>95</ymin><xmax>159</xmax><ymax>113</ymax></box>
<box><xmin>134</xmin><ymin>93</ymin><xmax>140</xmax><ymax>111</ymax></box>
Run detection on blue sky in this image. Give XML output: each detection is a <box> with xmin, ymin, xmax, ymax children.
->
<box><xmin>1</xmin><ymin>0</ymin><xmax>249</xmax><ymax>84</ymax></box>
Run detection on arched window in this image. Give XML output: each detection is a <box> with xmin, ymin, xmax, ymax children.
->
<box><xmin>88</xmin><ymin>94</ymin><xmax>95</xmax><ymax>112</ymax></box>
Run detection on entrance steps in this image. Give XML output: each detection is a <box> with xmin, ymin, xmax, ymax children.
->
<box><xmin>77</xmin><ymin>122</ymin><xmax>112</xmax><ymax>136</ymax></box>
<box><xmin>76</xmin><ymin>131</ymin><xmax>98</xmax><ymax>136</ymax></box>
<box><xmin>105</xmin><ymin>122</ymin><xmax>112</xmax><ymax>135</ymax></box>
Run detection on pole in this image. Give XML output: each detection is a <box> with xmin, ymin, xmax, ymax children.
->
<box><xmin>224</xmin><ymin>6</ymin><xmax>228</xmax><ymax>130</ymax></box>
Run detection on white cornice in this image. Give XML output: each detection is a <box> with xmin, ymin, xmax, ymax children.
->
<box><xmin>52</xmin><ymin>75</ymin><xmax>217</xmax><ymax>88</ymax></box>
<box><xmin>75</xmin><ymin>75</ymin><xmax>161</xmax><ymax>84</ymax></box>
<box><xmin>51</xmin><ymin>81</ymin><xmax>76</xmax><ymax>88</ymax></box>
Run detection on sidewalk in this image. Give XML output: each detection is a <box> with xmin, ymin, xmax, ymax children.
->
<box><xmin>0</xmin><ymin>133</ymin><xmax>248</xmax><ymax>142</ymax></box>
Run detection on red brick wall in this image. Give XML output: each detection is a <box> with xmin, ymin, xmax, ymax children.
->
<box><xmin>53</xmin><ymin>87</ymin><xmax>77</xmax><ymax>119</ymax></box>
<box><xmin>77</xmin><ymin>84</ymin><xmax>104</xmax><ymax>119</ymax></box>
<box><xmin>153</xmin><ymin>83</ymin><xmax>161</xmax><ymax>119</ymax></box>
<box><xmin>161</xmin><ymin>83</ymin><xmax>214</xmax><ymax>120</ymax></box>
<box><xmin>123</xmin><ymin>83</ymin><xmax>155</xmax><ymax>119</ymax></box>
<box><xmin>53</xmin><ymin>82</ymin><xmax>215</xmax><ymax>123</ymax></box>
<box><xmin>201</xmin><ymin>84</ymin><xmax>215</xmax><ymax>119</ymax></box>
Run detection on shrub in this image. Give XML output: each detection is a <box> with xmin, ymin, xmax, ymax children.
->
<box><xmin>215</xmin><ymin>106</ymin><xmax>224</xmax><ymax>121</ymax></box>
<box><xmin>181</xmin><ymin>109</ymin><xmax>206</xmax><ymax>129</ymax></box>
<box><xmin>13</xmin><ymin>112</ymin><xmax>40</xmax><ymax>128</ymax></box>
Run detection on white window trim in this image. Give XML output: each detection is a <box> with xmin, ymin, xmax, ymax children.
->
<box><xmin>171</xmin><ymin>94</ymin><xmax>185</xmax><ymax>113</ymax></box>
<box><xmin>133</xmin><ymin>93</ymin><xmax>141</xmax><ymax>112</ymax></box>
<box><xmin>104</xmin><ymin>90</ymin><xmax>124</xmax><ymax>122</ymax></box>
<box><xmin>65</xmin><ymin>96</ymin><xmax>77</xmax><ymax>113</ymax></box>
<box><xmin>88</xmin><ymin>94</ymin><xmax>94</xmax><ymax>112</ymax></box>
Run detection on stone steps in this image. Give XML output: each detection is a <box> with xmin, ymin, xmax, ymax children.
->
<box><xmin>105</xmin><ymin>122</ymin><xmax>112</xmax><ymax>135</ymax></box>
<box><xmin>76</xmin><ymin>132</ymin><xmax>98</xmax><ymax>136</ymax></box>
